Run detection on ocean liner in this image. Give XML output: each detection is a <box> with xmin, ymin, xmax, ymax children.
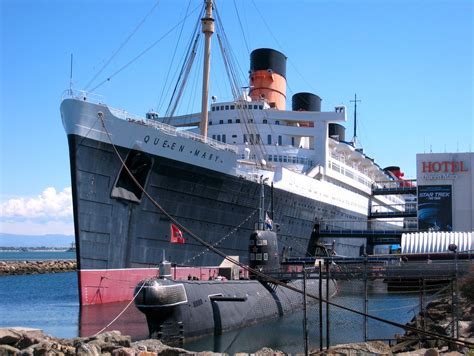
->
<box><xmin>60</xmin><ymin>0</ymin><xmax>407</xmax><ymax>305</ymax></box>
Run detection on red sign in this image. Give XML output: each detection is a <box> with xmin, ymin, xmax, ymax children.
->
<box><xmin>422</xmin><ymin>161</ymin><xmax>468</xmax><ymax>174</ymax></box>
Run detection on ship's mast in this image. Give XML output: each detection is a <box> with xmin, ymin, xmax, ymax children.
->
<box><xmin>350</xmin><ymin>93</ymin><xmax>361</xmax><ymax>146</ymax></box>
<box><xmin>199</xmin><ymin>0</ymin><xmax>214</xmax><ymax>138</ymax></box>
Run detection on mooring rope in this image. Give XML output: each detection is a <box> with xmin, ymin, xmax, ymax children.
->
<box><xmin>96</xmin><ymin>112</ymin><xmax>473</xmax><ymax>348</ymax></box>
<box><xmin>92</xmin><ymin>279</ymin><xmax>148</xmax><ymax>336</ymax></box>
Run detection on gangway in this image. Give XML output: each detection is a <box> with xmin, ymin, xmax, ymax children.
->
<box><xmin>372</xmin><ymin>180</ymin><xmax>417</xmax><ymax>195</ymax></box>
<box><xmin>369</xmin><ymin>202</ymin><xmax>417</xmax><ymax>219</ymax></box>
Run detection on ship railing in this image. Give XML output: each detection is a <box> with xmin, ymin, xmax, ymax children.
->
<box><xmin>62</xmin><ymin>89</ymin><xmax>237</xmax><ymax>153</ymax></box>
<box><xmin>327</xmin><ymin>158</ymin><xmax>373</xmax><ymax>189</ymax></box>
<box><xmin>372</xmin><ymin>179</ymin><xmax>417</xmax><ymax>190</ymax></box>
<box><xmin>108</xmin><ymin>107</ymin><xmax>238</xmax><ymax>153</ymax></box>
<box><xmin>62</xmin><ymin>89</ymin><xmax>106</xmax><ymax>105</ymax></box>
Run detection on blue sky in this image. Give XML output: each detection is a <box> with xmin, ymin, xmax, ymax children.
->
<box><xmin>0</xmin><ymin>0</ymin><xmax>472</xmax><ymax>235</ymax></box>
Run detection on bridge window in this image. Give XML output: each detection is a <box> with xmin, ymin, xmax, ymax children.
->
<box><xmin>222</xmin><ymin>134</ymin><xmax>226</xmax><ymax>143</ymax></box>
<box><xmin>278</xmin><ymin>135</ymin><xmax>282</xmax><ymax>145</ymax></box>
<box><xmin>259</xmin><ymin>105</ymin><xmax>263</xmax><ymax>109</ymax></box>
<box><xmin>263</xmin><ymin>119</ymin><xmax>268</xmax><ymax>124</ymax></box>
<box><xmin>216</xmin><ymin>106</ymin><xmax>220</xmax><ymax>111</ymax></box>
<box><xmin>225</xmin><ymin>105</ymin><xmax>229</xmax><ymax>110</ymax></box>
<box><xmin>217</xmin><ymin>135</ymin><xmax>221</xmax><ymax>141</ymax></box>
<box><xmin>236</xmin><ymin>119</ymin><xmax>241</xmax><ymax>123</ymax></box>
<box><xmin>253</xmin><ymin>105</ymin><xmax>258</xmax><ymax>109</ymax></box>
<box><xmin>228</xmin><ymin>119</ymin><xmax>232</xmax><ymax>123</ymax></box>
<box><xmin>212</xmin><ymin>107</ymin><xmax>215</xmax><ymax>111</ymax></box>
<box><xmin>267</xmin><ymin>134</ymin><xmax>272</xmax><ymax>145</ymax></box>
<box><xmin>230</xmin><ymin>105</ymin><xmax>235</xmax><ymax>110</ymax></box>
<box><xmin>219</xmin><ymin>120</ymin><xmax>223</xmax><ymax>124</ymax></box>
<box><xmin>275</xmin><ymin>120</ymin><xmax>280</xmax><ymax>125</ymax></box>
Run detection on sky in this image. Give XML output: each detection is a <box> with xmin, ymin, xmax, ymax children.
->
<box><xmin>0</xmin><ymin>0</ymin><xmax>472</xmax><ymax>236</ymax></box>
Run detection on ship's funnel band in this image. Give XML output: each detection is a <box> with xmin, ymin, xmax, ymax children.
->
<box><xmin>249</xmin><ymin>87</ymin><xmax>286</xmax><ymax>98</ymax></box>
<box><xmin>250</xmin><ymin>48</ymin><xmax>287</xmax><ymax>78</ymax></box>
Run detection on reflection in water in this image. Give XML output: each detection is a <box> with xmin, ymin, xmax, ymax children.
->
<box><xmin>2</xmin><ymin>271</ymin><xmax>438</xmax><ymax>354</ymax></box>
<box><xmin>80</xmin><ymin>301</ymin><xmax>149</xmax><ymax>341</ymax></box>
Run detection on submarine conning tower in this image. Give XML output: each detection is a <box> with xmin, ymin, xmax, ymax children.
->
<box><xmin>249</xmin><ymin>230</ymin><xmax>280</xmax><ymax>276</ymax></box>
<box><xmin>249</xmin><ymin>48</ymin><xmax>287</xmax><ymax>110</ymax></box>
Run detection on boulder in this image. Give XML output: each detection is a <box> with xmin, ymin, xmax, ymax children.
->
<box><xmin>0</xmin><ymin>329</ymin><xmax>22</xmax><ymax>345</ymax></box>
<box><xmin>0</xmin><ymin>344</ymin><xmax>21</xmax><ymax>355</ymax></box>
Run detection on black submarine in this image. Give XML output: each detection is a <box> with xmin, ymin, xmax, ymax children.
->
<box><xmin>134</xmin><ymin>181</ymin><xmax>337</xmax><ymax>343</ymax></box>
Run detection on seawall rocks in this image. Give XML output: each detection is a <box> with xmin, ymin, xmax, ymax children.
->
<box><xmin>0</xmin><ymin>329</ymin><xmax>283</xmax><ymax>356</ymax></box>
<box><xmin>0</xmin><ymin>260</ymin><xmax>77</xmax><ymax>276</ymax></box>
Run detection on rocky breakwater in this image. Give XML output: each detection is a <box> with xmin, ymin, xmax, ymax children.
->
<box><xmin>0</xmin><ymin>260</ymin><xmax>76</xmax><ymax>276</ymax></box>
<box><xmin>0</xmin><ymin>328</ymin><xmax>281</xmax><ymax>356</ymax></box>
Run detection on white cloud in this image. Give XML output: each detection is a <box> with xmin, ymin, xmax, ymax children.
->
<box><xmin>1</xmin><ymin>187</ymin><xmax>73</xmax><ymax>219</ymax></box>
<box><xmin>0</xmin><ymin>187</ymin><xmax>74</xmax><ymax>235</ymax></box>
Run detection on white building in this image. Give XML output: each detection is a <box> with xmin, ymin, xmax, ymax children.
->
<box><xmin>416</xmin><ymin>152</ymin><xmax>474</xmax><ymax>232</ymax></box>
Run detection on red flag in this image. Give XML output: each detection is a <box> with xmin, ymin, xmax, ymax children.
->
<box><xmin>170</xmin><ymin>224</ymin><xmax>185</xmax><ymax>244</ymax></box>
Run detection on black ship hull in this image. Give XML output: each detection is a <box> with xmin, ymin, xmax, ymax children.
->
<box><xmin>67</xmin><ymin>134</ymin><xmax>366</xmax><ymax>304</ymax></box>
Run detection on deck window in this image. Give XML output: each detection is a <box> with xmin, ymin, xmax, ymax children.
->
<box><xmin>267</xmin><ymin>134</ymin><xmax>272</xmax><ymax>145</ymax></box>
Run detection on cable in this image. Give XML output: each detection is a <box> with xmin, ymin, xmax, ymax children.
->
<box><xmin>97</xmin><ymin>113</ymin><xmax>473</xmax><ymax>349</ymax></box>
<box><xmin>92</xmin><ymin>279</ymin><xmax>147</xmax><ymax>336</ymax></box>
<box><xmin>85</xmin><ymin>0</ymin><xmax>161</xmax><ymax>91</ymax></box>
<box><xmin>89</xmin><ymin>3</ymin><xmax>201</xmax><ymax>92</ymax></box>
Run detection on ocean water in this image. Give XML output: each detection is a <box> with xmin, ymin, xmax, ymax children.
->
<box><xmin>0</xmin><ymin>253</ymin><xmax>435</xmax><ymax>353</ymax></box>
<box><xmin>0</xmin><ymin>251</ymin><xmax>76</xmax><ymax>261</ymax></box>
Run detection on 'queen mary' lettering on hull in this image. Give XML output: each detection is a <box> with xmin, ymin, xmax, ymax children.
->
<box><xmin>144</xmin><ymin>135</ymin><xmax>185</xmax><ymax>152</ymax></box>
<box><xmin>143</xmin><ymin>135</ymin><xmax>223</xmax><ymax>164</ymax></box>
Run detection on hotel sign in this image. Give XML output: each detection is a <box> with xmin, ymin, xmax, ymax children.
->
<box><xmin>421</xmin><ymin>160</ymin><xmax>468</xmax><ymax>180</ymax></box>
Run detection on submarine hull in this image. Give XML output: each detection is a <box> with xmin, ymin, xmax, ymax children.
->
<box><xmin>135</xmin><ymin>278</ymin><xmax>336</xmax><ymax>343</ymax></box>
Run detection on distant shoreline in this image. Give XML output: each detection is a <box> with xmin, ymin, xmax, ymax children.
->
<box><xmin>0</xmin><ymin>247</ymin><xmax>72</xmax><ymax>252</ymax></box>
